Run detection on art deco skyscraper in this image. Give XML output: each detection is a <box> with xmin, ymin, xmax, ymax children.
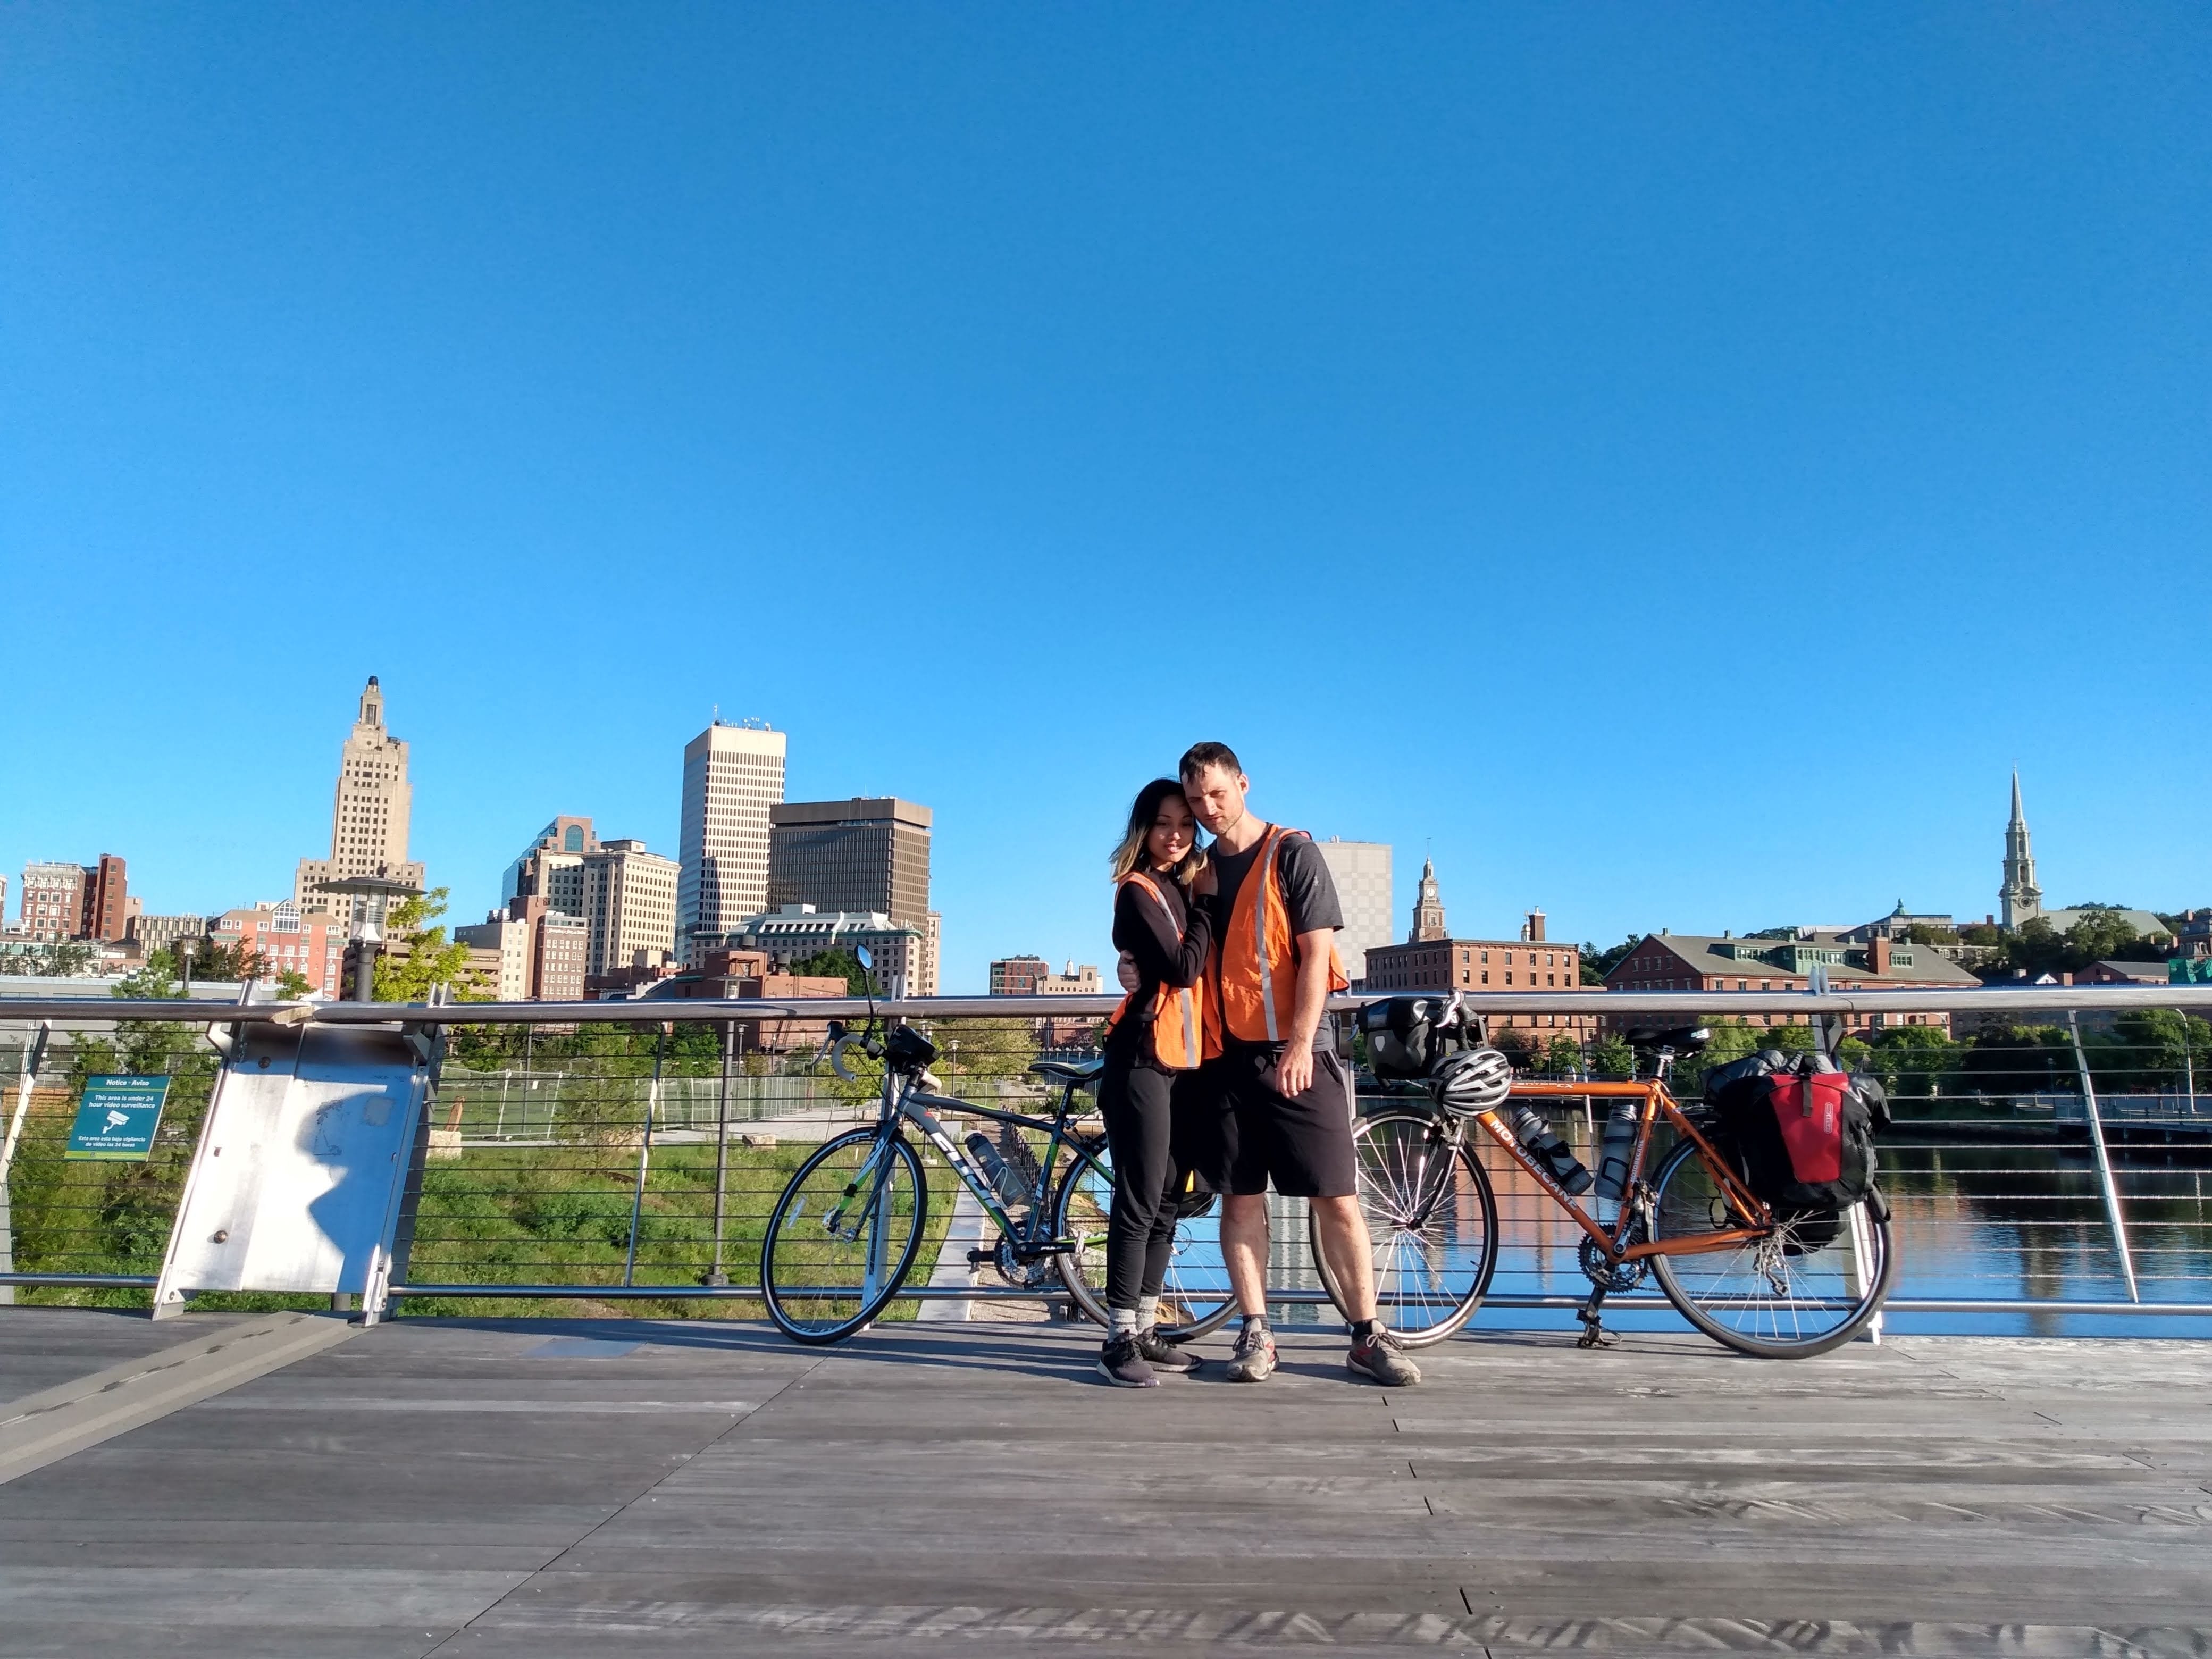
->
<box><xmin>294</xmin><ymin>677</ymin><xmax>425</xmax><ymax>923</ymax></box>
<box><xmin>676</xmin><ymin>719</ymin><xmax>786</xmax><ymax>959</ymax></box>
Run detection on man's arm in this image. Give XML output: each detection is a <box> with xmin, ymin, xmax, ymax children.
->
<box><xmin>1275</xmin><ymin>927</ymin><xmax>1335</xmax><ymax>1097</ymax></box>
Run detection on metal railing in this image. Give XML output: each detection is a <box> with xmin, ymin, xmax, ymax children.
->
<box><xmin>4</xmin><ymin>985</ymin><xmax>2210</xmax><ymax>1333</ymax></box>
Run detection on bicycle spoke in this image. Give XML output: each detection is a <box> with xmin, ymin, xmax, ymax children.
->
<box><xmin>1326</xmin><ymin>1111</ymin><xmax>1495</xmax><ymax>1344</ymax></box>
<box><xmin>1649</xmin><ymin>1135</ymin><xmax>1894</xmax><ymax>1357</ymax></box>
<box><xmin>763</xmin><ymin>1130</ymin><xmax>927</xmax><ymax>1341</ymax></box>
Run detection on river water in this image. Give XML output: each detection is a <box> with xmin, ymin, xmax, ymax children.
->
<box><xmin>1244</xmin><ymin>1110</ymin><xmax>2212</xmax><ymax>1340</ymax></box>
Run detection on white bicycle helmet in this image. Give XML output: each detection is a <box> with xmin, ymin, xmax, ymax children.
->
<box><xmin>1431</xmin><ymin>1046</ymin><xmax>1514</xmax><ymax>1118</ymax></box>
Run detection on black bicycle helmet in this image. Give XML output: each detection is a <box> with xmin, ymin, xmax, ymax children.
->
<box><xmin>1431</xmin><ymin>1046</ymin><xmax>1514</xmax><ymax>1118</ymax></box>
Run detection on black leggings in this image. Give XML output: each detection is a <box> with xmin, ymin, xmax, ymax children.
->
<box><xmin>1096</xmin><ymin>1054</ymin><xmax>1180</xmax><ymax>1312</ymax></box>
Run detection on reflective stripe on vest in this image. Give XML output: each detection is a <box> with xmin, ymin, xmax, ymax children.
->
<box><xmin>1107</xmin><ymin>870</ymin><xmax>1205</xmax><ymax>1070</ymax></box>
<box><xmin>1210</xmin><ymin>825</ymin><xmax>1350</xmax><ymax>1049</ymax></box>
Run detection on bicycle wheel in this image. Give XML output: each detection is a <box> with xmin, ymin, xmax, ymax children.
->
<box><xmin>761</xmin><ymin>1126</ymin><xmax>929</xmax><ymax>1344</ymax></box>
<box><xmin>1054</xmin><ymin>1138</ymin><xmax>1236</xmax><ymax>1339</ymax></box>
<box><xmin>1648</xmin><ymin>1133</ymin><xmax>1896</xmax><ymax>1359</ymax></box>
<box><xmin>1314</xmin><ymin>1109</ymin><xmax>1498</xmax><ymax>1346</ymax></box>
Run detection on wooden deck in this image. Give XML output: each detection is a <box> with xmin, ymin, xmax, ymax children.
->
<box><xmin>1</xmin><ymin>1308</ymin><xmax>2207</xmax><ymax>1655</ymax></box>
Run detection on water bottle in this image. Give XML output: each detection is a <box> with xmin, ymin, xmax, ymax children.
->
<box><xmin>1507</xmin><ymin>1104</ymin><xmax>1591</xmax><ymax>1195</ymax></box>
<box><xmin>965</xmin><ymin>1132</ymin><xmax>1031</xmax><ymax>1208</ymax></box>
<box><xmin>1590</xmin><ymin>1100</ymin><xmax>1638</xmax><ymax>1225</ymax></box>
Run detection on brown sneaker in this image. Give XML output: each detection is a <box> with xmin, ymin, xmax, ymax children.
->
<box><xmin>1347</xmin><ymin>1324</ymin><xmax>1422</xmax><ymax>1387</ymax></box>
<box><xmin>1224</xmin><ymin>1322</ymin><xmax>1277</xmax><ymax>1383</ymax></box>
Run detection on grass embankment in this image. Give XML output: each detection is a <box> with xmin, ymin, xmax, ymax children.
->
<box><xmin>9</xmin><ymin>1123</ymin><xmax>958</xmax><ymax>1322</ymax></box>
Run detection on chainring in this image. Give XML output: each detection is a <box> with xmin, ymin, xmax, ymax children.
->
<box><xmin>993</xmin><ymin>1233</ymin><xmax>1059</xmax><ymax>1290</ymax></box>
<box><xmin>1579</xmin><ymin>1216</ymin><xmax>1650</xmax><ymax>1293</ymax></box>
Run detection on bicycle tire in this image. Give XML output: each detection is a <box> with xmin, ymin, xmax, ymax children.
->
<box><xmin>761</xmin><ymin>1126</ymin><xmax>929</xmax><ymax>1345</ymax></box>
<box><xmin>1647</xmin><ymin>1134</ymin><xmax>1897</xmax><ymax>1359</ymax></box>
<box><xmin>1313</xmin><ymin>1109</ymin><xmax>1499</xmax><ymax>1346</ymax></box>
<box><xmin>1053</xmin><ymin>1137</ymin><xmax>1237</xmax><ymax>1339</ymax></box>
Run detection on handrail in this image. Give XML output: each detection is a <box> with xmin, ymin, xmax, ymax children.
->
<box><xmin>3</xmin><ymin>984</ymin><xmax>2210</xmax><ymax>1025</ymax></box>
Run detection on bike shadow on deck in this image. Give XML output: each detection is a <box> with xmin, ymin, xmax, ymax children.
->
<box><xmin>384</xmin><ymin>1312</ymin><xmax>1763</xmax><ymax>1388</ymax></box>
<box><xmin>388</xmin><ymin>1313</ymin><xmax>1127</xmax><ymax>1382</ymax></box>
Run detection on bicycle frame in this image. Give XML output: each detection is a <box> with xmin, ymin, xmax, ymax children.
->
<box><xmin>845</xmin><ymin>1066</ymin><xmax>1098</xmax><ymax>1268</ymax></box>
<box><xmin>1460</xmin><ymin>1079</ymin><xmax>1775</xmax><ymax>1263</ymax></box>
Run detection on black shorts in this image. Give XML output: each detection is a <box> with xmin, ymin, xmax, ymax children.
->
<box><xmin>1179</xmin><ymin>1044</ymin><xmax>1358</xmax><ymax>1200</ymax></box>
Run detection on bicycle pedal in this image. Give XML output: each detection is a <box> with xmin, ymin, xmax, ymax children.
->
<box><xmin>965</xmin><ymin>1248</ymin><xmax>997</xmax><ymax>1264</ymax></box>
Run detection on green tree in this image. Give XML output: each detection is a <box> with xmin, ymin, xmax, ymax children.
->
<box><xmin>177</xmin><ymin>937</ymin><xmax>267</xmax><ymax>983</ymax></box>
<box><xmin>2064</xmin><ymin>908</ymin><xmax>2152</xmax><ymax>968</ymax></box>
<box><xmin>1866</xmin><ymin>1024</ymin><xmax>1958</xmax><ymax>1098</ymax></box>
<box><xmin>2100</xmin><ymin>1009</ymin><xmax>2212</xmax><ymax>1093</ymax></box>
<box><xmin>1579</xmin><ymin>936</ymin><xmax>1640</xmax><ymax>986</ymax></box>
<box><xmin>1957</xmin><ymin>1024</ymin><xmax>2075</xmax><ymax>1097</ymax></box>
<box><xmin>1589</xmin><ymin>1033</ymin><xmax>1637</xmax><ymax>1080</ymax></box>
<box><xmin>31</xmin><ymin>941</ymin><xmax>98</xmax><ymax>977</ymax></box>
<box><xmin>787</xmin><ymin>949</ymin><xmax>870</xmax><ymax>995</ymax></box>
<box><xmin>1539</xmin><ymin>1035</ymin><xmax>1582</xmax><ymax>1077</ymax></box>
<box><xmin>373</xmin><ymin>889</ymin><xmax>491</xmax><ymax>1003</ymax></box>
<box><xmin>1666</xmin><ymin>1018</ymin><xmax>1761</xmax><ymax>1097</ymax></box>
<box><xmin>273</xmin><ymin>967</ymin><xmax>314</xmax><ymax>1000</ymax></box>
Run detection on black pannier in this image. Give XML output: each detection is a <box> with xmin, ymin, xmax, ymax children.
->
<box><xmin>1356</xmin><ymin>996</ymin><xmax>1478</xmax><ymax>1081</ymax></box>
<box><xmin>1703</xmin><ymin>1052</ymin><xmax>1886</xmax><ymax>1253</ymax></box>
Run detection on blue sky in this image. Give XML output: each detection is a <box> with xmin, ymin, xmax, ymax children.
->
<box><xmin>3</xmin><ymin>5</ymin><xmax>2206</xmax><ymax>989</ymax></box>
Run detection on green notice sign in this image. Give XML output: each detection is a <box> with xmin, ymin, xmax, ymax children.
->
<box><xmin>65</xmin><ymin>1075</ymin><xmax>172</xmax><ymax>1162</ymax></box>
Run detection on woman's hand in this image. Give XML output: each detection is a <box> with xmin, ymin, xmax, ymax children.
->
<box><xmin>1191</xmin><ymin>862</ymin><xmax>1217</xmax><ymax>898</ymax></box>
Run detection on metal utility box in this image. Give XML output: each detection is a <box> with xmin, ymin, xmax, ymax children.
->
<box><xmin>153</xmin><ymin>1020</ymin><xmax>439</xmax><ymax>1320</ymax></box>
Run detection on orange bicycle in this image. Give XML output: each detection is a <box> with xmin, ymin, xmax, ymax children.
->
<box><xmin>1316</xmin><ymin>1023</ymin><xmax>1897</xmax><ymax>1358</ymax></box>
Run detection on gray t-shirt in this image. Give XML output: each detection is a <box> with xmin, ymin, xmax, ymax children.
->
<box><xmin>1204</xmin><ymin>828</ymin><xmax>1344</xmax><ymax>941</ymax></box>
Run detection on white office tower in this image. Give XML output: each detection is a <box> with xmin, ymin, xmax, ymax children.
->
<box><xmin>1314</xmin><ymin>838</ymin><xmax>1393</xmax><ymax>985</ymax></box>
<box><xmin>676</xmin><ymin>720</ymin><xmax>786</xmax><ymax>963</ymax></box>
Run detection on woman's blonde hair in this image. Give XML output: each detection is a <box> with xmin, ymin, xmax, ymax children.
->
<box><xmin>1110</xmin><ymin>778</ymin><xmax>1209</xmax><ymax>885</ymax></box>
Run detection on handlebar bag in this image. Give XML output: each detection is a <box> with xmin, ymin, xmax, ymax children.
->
<box><xmin>1357</xmin><ymin>997</ymin><xmax>1440</xmax><ymax>1080</ymax></box>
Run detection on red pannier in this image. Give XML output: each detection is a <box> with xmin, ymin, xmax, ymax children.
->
<box><xmin>1703</xmin><ymin>1054</ymin><xmax>1887</xmax><ymax>1249</ymax></box>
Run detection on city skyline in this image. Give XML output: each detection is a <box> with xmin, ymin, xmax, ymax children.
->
<box><xmin>3</xmin><ymin>9</ymin><xmax>2206</xmax><ymax>989</ymax></box>
<box><xmin>9</xmin><ymin>676</ymin><xmax>2197</xmax><ymax>993</ymax></box>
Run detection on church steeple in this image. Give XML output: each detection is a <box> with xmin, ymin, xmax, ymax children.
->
<box><xmin>1999</xmin><ymin>769</ymin><xmax>2042</xmax><ymax>932</ymax></box>
<box><xmin>1410</xmin><ymin>857</ymin><xmax>1448</xmax><ymax>943</ymax></box>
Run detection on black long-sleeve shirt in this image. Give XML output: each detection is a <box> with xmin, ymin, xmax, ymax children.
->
<box><xmin>1107</xmin><ymin>868</ymin><xmax>1213</xmax><ymax>1071</ymax></box>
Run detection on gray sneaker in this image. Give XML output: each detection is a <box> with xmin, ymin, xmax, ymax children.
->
<box><xmin>1097</xmin><ymin>1333</ymin><xmax>1158</xmax><ymax>1388</ymax></box>
<box><xmin>1135</xmin><ymin>1327</ymin><xmax>1197</xmax><ymax>1374</ymax></box>
<box><xmin>1346</xmin><ymin>1324</ymin><xmax>1421</xmax><ymax>1387</ymax></box>
<box><xmin>1224</xmin><ymin>1322</ymin><xmax>1277</xmax><ymax>1384</ymax></box>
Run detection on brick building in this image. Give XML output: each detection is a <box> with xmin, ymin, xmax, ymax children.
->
<box><xmin>18</xmin><ymin>864</ymin><xmax>85</xmax><ymax>942</ymax></box>
<box><xmin>208</xmin><ymin>902</ymin><xmax>346</xmax><ymax>996</ymax></box>
<box><xmin>990</xmin><ymin>956</ymin><xmax>1051</xmax><ymax>996</ymax></box>
<box><xmin>1364</xmin><ymin>917</ymin><xmax>1590</xmax><ymax>1044</ymax></box>
<box><xmin>78</xmin><ymin>855</ymin><xmax>130</xmax><ymax>943</ymax></box>
<box><xmin>16</xmin><ymin>858</ymin><xmax>131</xmax><ymax>944</ymax></box>
<box><xmin>1602</xmin><ymin>929</ymin><xmax>1981</xmax><ymax>1035</ymax></box>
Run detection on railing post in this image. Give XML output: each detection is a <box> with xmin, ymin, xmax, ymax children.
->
<box><xmin>0</xmin><ymin>1022</ymin><xmax>54</xmax><ymax>1307</ymax></box>
<box><xmin>2068</xmin><ymin>1010</ymin><xmax>2138</xmax><ymax>1303</ymax></box>
<box><xmin>623</xmin><ymin>1023</ymin><xmax>669</xmax><ymax>1288</ymax></box>
<box><xmin>2182</xmin><ymin>1008</ymin><xmax>2199</xmax><ymax>1119</ymax></box>
<box><xmin>705</xmin><ymin>1021</ymin><xmax>733</xmax><ymax>1288</ymax></box>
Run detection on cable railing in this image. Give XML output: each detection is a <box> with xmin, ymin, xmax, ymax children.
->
<box><xmin>3</xmin><ymin>984</ymin><xmax>2209</xmax><ymax>1334</ymax></box>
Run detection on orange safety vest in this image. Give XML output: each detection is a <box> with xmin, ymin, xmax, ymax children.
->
<box><xmin>1207</xmin><ymin>824</ymin><xmax>1349</xmax><ymax>1055</ymax></box>
<box><xmin>1103</xmin><ymin>870</ymin><xmax>1206</xmax><ymax>1070</ymax></box>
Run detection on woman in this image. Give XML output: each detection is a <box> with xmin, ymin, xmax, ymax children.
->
<box><xmin>1094</xmin><ymin>777</ymin><xmax>1216</xmax><ymax>1387</ymax></box>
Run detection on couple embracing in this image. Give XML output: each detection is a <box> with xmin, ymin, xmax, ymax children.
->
<box><xmin>1094</xmin><ymin>741</ymin><xmax>1420</xmax><ymax>1389</ymax></box>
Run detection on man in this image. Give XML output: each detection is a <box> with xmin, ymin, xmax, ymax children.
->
<box><xmin>1170</xmin><ymin>741</ymin><xmax>1420</xmax><ymax>1386</ymax></box>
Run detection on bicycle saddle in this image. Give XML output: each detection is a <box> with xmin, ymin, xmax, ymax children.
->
<box><xmin>1029</xmin><ymin>1058</ymin><xmax>1105</xmax><ymax>1084</ymax></box>
<box><xmin>1623</xmin><ymin>1025</ymin><xmax>1712</xmax><ymax>1053</ymax></box>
